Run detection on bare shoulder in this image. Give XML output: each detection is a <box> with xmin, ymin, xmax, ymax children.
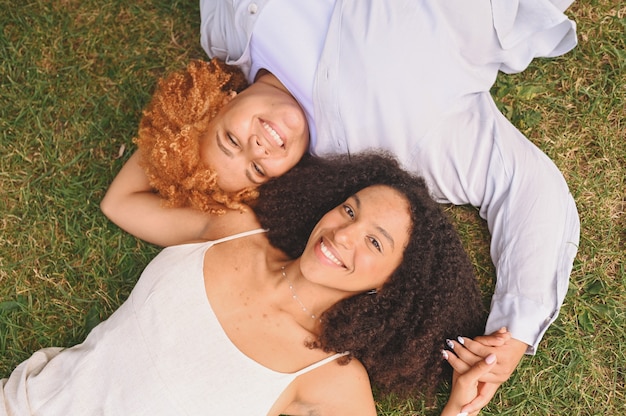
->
<box><xmin>281</xmin><ymin>357</ymin><xmax>377</xmax><ymax>416</ymax></box>
<box><xmin>197</xmin><ymin>204</ymin><xmax>263</xmax><ymax>241</ymax></box>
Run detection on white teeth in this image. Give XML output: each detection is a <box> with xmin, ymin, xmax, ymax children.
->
<box><xmin>262</xmin><ymin>122</ymin><xmax>284</xmax><ymax>147</ymax></box>
<box><xmin>320</xmin><ymin>241</ymin><xmax>343</xmax><ymax>267</ymax></box>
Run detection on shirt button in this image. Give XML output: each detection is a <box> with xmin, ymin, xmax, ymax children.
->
<box><xmin>248</xmin><ymin>3</ymin><xmax>258</xmax><ymax>14</ymax></box>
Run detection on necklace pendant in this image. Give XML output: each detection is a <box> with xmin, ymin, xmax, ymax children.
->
<box><xmin>281</xmin><ymin>266</ymin><xmax>317</xmax><ymax>320</ymax></box>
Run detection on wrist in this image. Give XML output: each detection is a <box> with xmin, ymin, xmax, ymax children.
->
<box><xmin>442</xmin><ymin>396</ymin><xmax>471</xmax><ymax>416</ymax></box>
<box><xmin>441</xmin><ymin>403</ymin><xmax>464</xmax><ymax>416</ymax></box>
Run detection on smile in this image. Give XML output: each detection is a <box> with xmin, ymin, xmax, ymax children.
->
<box><xmin>262</xmin><ymin>121</ymin><xmax>284</xmax><ymax>148</ymax></box>
<box><xmin>320</xmin><ymin>240</ymin><xmax>344</xmax><ymax>267</ymax></box>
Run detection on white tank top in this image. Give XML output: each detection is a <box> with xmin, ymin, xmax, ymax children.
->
<box><xmin>1</xmin><ymin>229</ymin><xmax>348</xmax><ymax>415</ymax></box>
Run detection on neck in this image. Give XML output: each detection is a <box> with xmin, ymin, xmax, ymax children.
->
<box><xmin>255</xmin><ymin>69</ymin><xmax>290</xmax><ymax>95</ymax></box>
<box><xmin>279</xmin><ymin>261</ymin><xmax>345</xmax><ymax>321</ymax></box>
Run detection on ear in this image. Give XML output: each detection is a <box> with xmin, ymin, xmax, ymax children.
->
<box><xmin>221</xmin><ymin>90</ymin><xmax>237</xmax><ymax>106</ymax></box>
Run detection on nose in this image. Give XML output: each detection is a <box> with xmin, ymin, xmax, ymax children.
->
<box><xmin>333</xmin><ymin>222</ymin><xmax>359</xmax><ymax>249</ymax></box>
<box><xmin>250</xmin><ymin>135</ymin><xmax>270</xmax><ymax>158</ymax></box>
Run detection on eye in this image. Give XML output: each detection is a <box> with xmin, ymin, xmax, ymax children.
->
<box><xmin>342</xmin><ymin>204</ymin><xmax>355</xmax><ymax>219</ymax></box>
<box><xmin>369</xmin><ymin>236</ymin><xmax>382</xmax><ymax>252</ymax></box>
<box><xmin>227</xmin><ymin>133</ymin><xmax>239</xmax><ymax>147</ymax></box>
<box><xmin>252</xmin><ymin>162</ymin><xmax>266</xmax><ymax>178</ymax></box>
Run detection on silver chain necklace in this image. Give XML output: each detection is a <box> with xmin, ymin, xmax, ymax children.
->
<box><xmin>281</xmin><ymin>266</ymin><xmax>317</xmax><ymax>320</ymax></box>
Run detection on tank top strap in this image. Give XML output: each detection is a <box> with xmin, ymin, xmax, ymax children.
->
<box><xmin>211</xmin><ymin>228</ymin><xmax>268</xmax><ymax>246</ymax></box>
<box><xmin>293</xmin><ymin>352</ymin><xmax>350</xmax><ymax>377</ymax></box>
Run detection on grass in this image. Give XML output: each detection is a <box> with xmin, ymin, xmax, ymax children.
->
<box><xmin>1</xmin><ymin>0</ymin><xmax>624</xmax><ymax>414</ymax></box>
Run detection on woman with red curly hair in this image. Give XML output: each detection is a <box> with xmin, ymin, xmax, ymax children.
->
<box><xmin>102</xmin><ymin>59</ymin><xmax>311</xmax><ymax>245</ymax></box>
<box><xmin>5</xmin><ymin>152</ymin><xmax>494</xmax><ymax>415</ymax></box>
<box><xmin>110</xmin><ymin>58</ymin><xmax>309</xmax><ymax>211</ymax></box>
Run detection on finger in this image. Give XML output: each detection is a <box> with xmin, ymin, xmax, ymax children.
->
<box><xmin>473</xmin><ymin>327</ymin><xmax>511</xmax><ymax>347</ymax></box>
<box><xmin>456</xmin><ymin>354</ymin><xmax>497</xmax><ymax>387</ymax></box>
<box><xmin>476</xmin><ymin>329</ymin><xmax>511</xmax><ymax>343</ymax></box>
<box><xmin>474</xmin><ymin>372</ymin><xmax>505</xmax><ymax>384</ymax></box>
<box><xmin>448</xmin><ymin>338</ymin><xmax>483</xmax><ymax>365</ymax></box>
<box><xmin>451</xmin><ymin>338</ymin><xmax>517</xmax><ymax>383</ymax></box>
<box><xmin>460</xmin><ymin>382</ymin><xmax>500</xmax><ymax>414</ymax></box>
<box><xmin>456</xmin><ymin>336</ymin><xmax>495</xmax><ymax>358</ymax></box>
<box><xmin>473</xmin><ymin>333</ymin><xmax>510</xmax><ymax>347</ymax></box>
<box><xmin>442</xmin><ymin>349</ymin><xmax>471</xmax><ymax>374</ymax></box>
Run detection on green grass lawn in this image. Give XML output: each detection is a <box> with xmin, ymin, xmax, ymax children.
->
<box><xmin>1</xmin><ymin>1</ymin><xmax>623</xmax><ymax>414</ymax></box>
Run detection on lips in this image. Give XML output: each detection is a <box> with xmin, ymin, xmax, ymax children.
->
<box><xmin>320</xmin><ymin>239</ymin><xmax>345</xmax><ymax>268</ymax></box>
<box><xmin>261</xmin><ymin>120</ymin><xmax>285</xmax><ymax>148</ymax></box>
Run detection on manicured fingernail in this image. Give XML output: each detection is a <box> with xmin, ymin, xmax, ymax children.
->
<box><xmin>457</xmin><ymin>413</ymin><xmax>468</xmax><ymax>416</ymax></box>
<box><xmin>445</xmin><ymin>339</ymin><xmax>454</xmax><ymax>349</ymax></box>
<box><xmin>486</xmin><ymin>354</ymin><xmax>496</xmax><ymax>364</ymax></box>
<box><xmin>441</xmin><ymin>350</ymin><xmax>449</xmax><ymax>360</ymax></box>
<box><xmin>457</xmin><ymin>336</ymin><xmax>465</xmax><ymax>345</ymax></box>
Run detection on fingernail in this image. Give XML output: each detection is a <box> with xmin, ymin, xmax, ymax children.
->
<box><xmin>441</xmin><ymin>350</ymin><xmax>449</xmax><ymax>360</ymax></box>
<box><xmin>457</xmin><ymin>413</ymin><xmax>469</xmax><ymax>416</ymax></box>
<box><xmin>457</xmin><ymin>336</ymin><xmax>465</xmax><ymax>345</ymax></box>
<box><xmin>485</xmin><ymin>353</ymin><xmax>496</xmax><ymax>364</ymax></box>
<box><xmin>445</xmin><ymin>339</ymin><xmax>454</xmax><ymax>349</ymax></box>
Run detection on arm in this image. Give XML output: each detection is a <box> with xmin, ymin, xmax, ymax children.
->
<box><xmin>441</xmin><ymin>354</ymin><xmax>498</xmax><ymax>416</ymax></box>
<box><xmin>418</xmin><ymin>94</ymin><xmax>579</xmax><ymax>411</ymax></box>
<box><xmin>100</xmin><ymin>150</ymin><xmax>222</xmax><ymax>246</ymax></box>
<box><xmin>478</xmin><ymin>103</ymin><xmax>580</xmax><ymax>352</ymax></box>
<box><xmin>281</xmin><ymin>359</ymin><xmax>377</xmax><ymax>416</ymax></box>
<box><xmin>419</xmin><ymin>93</ymin><xmax>580</xmax><ymax>351</ymax></box>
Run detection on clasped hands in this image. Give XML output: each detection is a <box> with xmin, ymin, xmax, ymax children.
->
<box><xmin>443</xmin><ymin>327</ymin><xmax>528</xmax><ymax>415</ymax></box>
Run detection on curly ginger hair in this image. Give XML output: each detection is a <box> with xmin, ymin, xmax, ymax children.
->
<box><xmin>134</xmin><ymin>59</ymin><xmax>258</xmax><ymax>214</ymax></box>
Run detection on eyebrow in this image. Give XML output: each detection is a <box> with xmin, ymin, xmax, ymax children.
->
<box><xmin>217</xmin><ymin>132</ymin><xmax>264</xmax><ymax>186</ymax></box>
<box><xmin>352</xmin><ymin>194</ymin><xmax>395</xmax><ymax>251</ymax></box>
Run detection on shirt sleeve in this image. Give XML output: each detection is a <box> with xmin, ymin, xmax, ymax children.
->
<box><xmin>199</xmin><ymin>0</ymin><xmax>262</xmax><ymax>77</ymax></box>
<box><xmin>415</xmin><ymin>93</ymin><xmax>580</xmax><ymax>353</ymax></box>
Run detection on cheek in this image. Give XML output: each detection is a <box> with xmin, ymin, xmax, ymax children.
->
<box><xmin>361</xmin><ymin>254</ymin><xmax>401</xmax><ymax>281</ymax></box>
<box><xmin>292</xmin><ymin>128</ymin><xmax>310</xmax><ymax>155</ymax></box>
<box><xmin>198</xmin><ymin>134</ymin><xmax>217</xmax><ymax>167</ymax></box>
<box><xmin>272</xmin><ymin>157</ymin><xmax>300</xmax><ymax>177</ymax></box>
<box><xmin>206</xmin><ymin>157</ymin><xmax>246</xmax><ymax>193</ymax></box>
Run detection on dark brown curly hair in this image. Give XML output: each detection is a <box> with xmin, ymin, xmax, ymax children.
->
<box><xmin>134</xmin><ymin>58</ymin><xmax>258</xmax><ymax>214</ymax></box>
<box><xmin>253</xmin><ymin>152</ymin><xmax>486</xmax><ymax>399</ymax></box>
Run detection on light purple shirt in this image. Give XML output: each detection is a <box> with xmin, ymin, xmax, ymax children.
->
<box><xmin>200</xmin><ymin>0</ymin><xmax>580</xmax><ymax>353</ymax></box>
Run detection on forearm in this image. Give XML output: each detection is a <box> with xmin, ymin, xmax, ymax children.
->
<box><xmin>101</xmin><ymin>150</ymin><xmax>212</xmax><ymax>246</ymax></box>
<box><xmin>481</xmin><ymin>148</ymin><xmax>580</xmax><ymax>353</ymax></box>
<box><xmin>441</xmin><ymin>402</ymin><xmax>469</xmax><ymax>416</ymax></box>
<box><xmin>440</xmin><ymin>405</ymin><xmax>463</xmax><ymax>416</ymax></box>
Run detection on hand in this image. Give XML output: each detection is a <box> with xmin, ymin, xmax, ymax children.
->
<box><xmin>444</xmin><ymin>328</ymin><xmax>528</xmax><ymax>413</ymax></box>
<box><xmin>441</xmin><ymin>354</ymin><xmax>497</xmax><ymax>416</ymax></box>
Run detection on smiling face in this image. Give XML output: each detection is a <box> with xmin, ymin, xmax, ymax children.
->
<box><xmin>299</xmin><ymin>185</ymin><xmax>412</xmax><ymax>293</ymax></box>
<box><xmin>198</xmin><ymin>75</ymin><xmax>310</xmax><ymax>193</ymax></box>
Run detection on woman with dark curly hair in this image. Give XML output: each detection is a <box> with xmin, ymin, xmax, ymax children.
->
<box><xmin>254</xmin><ymin>153</ymin><xmax>489</xmax><ymax>400</ymax></box>
<box><xmin>4</xmin><ymin>152</ymin><xmax>494</xmax><ymax>415</ymax></box>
